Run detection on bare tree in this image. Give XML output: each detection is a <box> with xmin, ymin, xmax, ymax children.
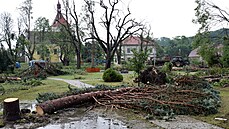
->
<box><xmin>0</xmin><ymin>12</ymin><xmax>16</xmax><ymax>63</ymax></box>
<box><xmin>18</xmin><ymin>0</ymin><xmax>34</xmax><ymax>61</ymax></box>
<box><xmin>58</xmin><ymin>0</ymin><xmax>84</xmax><ymax>69</ymax></box>
<box><xmin>85</xmin><ymin>0</ymin><xmax>143</xmax><ymax>69</ymax></box>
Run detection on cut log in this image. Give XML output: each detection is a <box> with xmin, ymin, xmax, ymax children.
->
<box><xmin>36</xmin><ymin>87</ymin><xmax>134</xmax><ymax>116</ymax></box>
<box><xmin>3</xmin><ymin>98</ymin><xmax>21</xmax><ymax>121</ymax></box>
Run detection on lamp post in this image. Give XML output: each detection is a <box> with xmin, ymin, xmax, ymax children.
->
<box><xmin>152</xmin><ymin>47</ymin><xmax>156</xmax><ymax>67</ymax></box>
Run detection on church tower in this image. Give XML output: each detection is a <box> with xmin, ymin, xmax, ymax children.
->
<box><xmin>52</xmin><ymin>1</ymin><xmax>67</xmax><ymax>31</ymax></box>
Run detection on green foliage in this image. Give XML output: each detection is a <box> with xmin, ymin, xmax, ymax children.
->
<box><xmin>208</xmin><ymin>67</ymin><xmax>229</xmax><ymax>75</ymax></box>
<box><xmin>175</xmin><ymin>75</ymin><xmax>221</xmax><ymax>115</ymax></box>
<box><xmin>220</xmin><ymin>38</ymin><xmax>229</xmax><ymax>67</ymax></box>
<box><xmin>112</xmin><ymin>64</ymin><xmax>122</xmax><ymax>71</ymax></box>
<box><xmin>102</xmin><ymin>68</ymin><xmax>123</xmax><ymax>82</ymax></box>
<box><xmin>0</xmin><ymin>49</ymin><xmax>13</xmax><ymax>73</ymax></box>
<box><xmin>36</xmin><ymin>84</ymin><xmax>129</xmax><ymax>103</ymax></box>
<box><xmin>23</xmin><ymin>79</ymin><xmax>43</xmax><ymax>87</ymax></box>
<box><xmin>213</xmin><ymin>78</ymin><xmax>229</xmax><ymax>87</ymax></box>
<box><xmin>193</xmin><ymin>0</ymin><xmax>211</xmax><ymax>32</ymax></box>
<box><xmin>0</xmin><ymin>85</ymin><xmax>5</xmax><ymax>95</ymax></box>
<box><xmin>161</xmin><ymin>62</ymin><xmax>173</xmax><ymax>73</ymax></box>
<box><xmin>36</xmin><ymin>92</ymin><xmax>60</xmax><ymax>103</ymax></box>
<box><xmin>81</xmin><ymin>42</ymin><xmax>104</xmax><ymax>63</ymax></box>
<box><xmin>129</xmin><ymin>49</ymin><xmax>149</xmax><ymax>76</ymax></box>
<box><xmin>36</xmin><ymin>43</ymin><xmax>50</xmax><ymax>60</ymax></box>
<box><xmin>75</xmin><ymin>69</ymin><xmax>87</xmax><ymax>75</ymax></box>
<box><xmin>156</xmin><ymin>36</ymin><xmax>192</xmax><ymax>58</ymax></box>
<box><xmin>199</xmin><ymin>44</ymin><xmax>221</xmax><ymax>67</ymax></box>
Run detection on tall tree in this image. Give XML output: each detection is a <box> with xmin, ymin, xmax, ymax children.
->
<box><xmin>34</xmin><ymin>17</ymin><xmax>50</xmax><ymax>42</ymax></box>
<box><xmin>59</xmin><ymin>0</ymin><xmax>84</xmax><ymax>69</ymax></box>
<box><xmin>193</xmin><ymin>0</ymin><xmax>229</xmax><ymax>67</ymax></box>
<box><xmin>18</xmin><ymin>0</ymin><xmax>34</xmax><ymax>61</ymax></box>
<box><xmin>194</xmin><ymin>0</ymin><xmax>229</xmax><ymax>33</ymax></box>
<box><xmin>51</xmin><ymin>26</ymin><xmax>74</xmax><ymax>66</ymax></box>
<box><xmin>85</xmin><ymin>0</ymin><xmax>143</xmax><ymax>69</ymax></box>
<box><xmin>33</xmin><ymin>17</ymin><xmax>51</xmax><ymax>60</ymax></box>
<box><xmin>0</xmin><ymin>12</ymin><xmax>16</xmax><ymax>64</ymax></box>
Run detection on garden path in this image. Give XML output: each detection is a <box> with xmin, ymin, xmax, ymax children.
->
<box><xmin>48</xmin><ymin>78</ymin><xmax>94</xmax><ymax>88</ymax></box>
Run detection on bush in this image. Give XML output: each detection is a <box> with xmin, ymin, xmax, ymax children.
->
<box><xmin>161</xmin><ymin>62</ymin><xmax>173</xmax><ymax>73</ymax></box>
<box><xmin>102</xmin><ymin>68</ymin><xmax>123</xmax><ymax>82</ymax></box>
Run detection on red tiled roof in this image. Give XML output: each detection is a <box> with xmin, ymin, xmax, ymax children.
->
<box><xmin>123</xmin><ymin>36</ymin><xmax>153</xmax><ymax>45</ymax></box>
<box><xmin>51</xmin><ymin>1</ymin><xmax>68</xmax><ymax>28</ymax></box>
<box><xmin>52</xmin><ymin>17</ymin><xmax>67</xmax><ymax>27</ymax></box>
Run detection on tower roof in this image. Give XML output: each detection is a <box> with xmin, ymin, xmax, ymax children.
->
<box><xmin>52</xmin><ymin>1</ymin><xmax>67</xmax><ymax>27</ymax></box>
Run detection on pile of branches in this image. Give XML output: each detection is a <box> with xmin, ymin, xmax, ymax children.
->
<box><xmin>134</xmin><ymin>66</ymin><xmax>167</xmax><ymax>85</ymax></box>
<box><xmin>36</xmin><ymin>76</ymin><xmax>221</xmax><ymax>118</ymax></box>
<box><xmin>94</xmin><ymin>75</ymin><xmax>221</xmax><ymax>116</ymax></box>
<box><xmin>19</xmin><ymin>63</ymin><xmax>67</xmax><ymax>79</ymax></box>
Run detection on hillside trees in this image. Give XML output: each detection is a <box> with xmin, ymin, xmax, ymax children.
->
<box><xmin>156</xmin><ymin>36</ymin><xmax>192</xmax><ymax>58</ymax></box>
<box><xmin>85</xmin><ymin>0</ymin><xmax>143</xmax><ymax>69</ymax></box>
<box><xmin>193</xmin><ymin>0</ymin><xmax>229</xmax><ymax>67</ymax></box>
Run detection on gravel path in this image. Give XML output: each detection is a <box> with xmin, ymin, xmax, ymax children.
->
<box><xmin>48</xmin><ymin>78</ymin><xmax>94</xmax><ymax>88</ymax></box>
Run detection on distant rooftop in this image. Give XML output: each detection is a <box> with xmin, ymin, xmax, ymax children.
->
<box><xmin>123</xmin><ymin>36</ymin><xmax>154</xmax><ymax>46</ymax></box>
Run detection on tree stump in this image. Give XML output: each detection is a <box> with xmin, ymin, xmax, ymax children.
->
<box><xmin>3</xmin><ymin>98</ymin><xmax>21</xmax><ymax>121</ymax></box>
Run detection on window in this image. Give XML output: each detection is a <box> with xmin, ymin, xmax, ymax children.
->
<box><xmin>127</xmin><ymin>48</ymin><xmax>131</xmax><ymax>53</ymax></box>
<box><xmin>53</xmin><ymin>49</ymin><xmax>58</xmax><ymax>54</ymax></box>
<box><xmin>37</xmin><ymin>51</ymin><xmax>40</xmax><ymax>55</ymax></box>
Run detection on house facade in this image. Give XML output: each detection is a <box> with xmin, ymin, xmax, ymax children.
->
<box><xmin>121</xmin><ymin>36</ymin><xmax>156</xmax><ymax>61</ymax></box>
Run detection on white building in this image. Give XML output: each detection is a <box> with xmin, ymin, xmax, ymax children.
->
<box><xmin>122</xmin><ymin>36</ymin><xmax>156</xmax><ymax>61</ymax></box>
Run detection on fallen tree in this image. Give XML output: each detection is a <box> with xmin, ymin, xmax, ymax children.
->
<box><xmin>36</xmin><ymin>87</ymin><xmax>134</xmax><ymax>115</ymax></box>
<box><xmin>36</xmin><ymin>75</ymin><xmax>221</xmax><ymax>117</ymax></box>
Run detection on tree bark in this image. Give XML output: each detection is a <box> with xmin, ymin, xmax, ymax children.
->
<box><xmin>36</xmin><ymin>87</ymin><xmax>133</xmax><ymax>116</ymax></box>
<box><xmin>3</xmin><ymin>98</ymin><xmax>21</xmax><ymax>121</ymax></box>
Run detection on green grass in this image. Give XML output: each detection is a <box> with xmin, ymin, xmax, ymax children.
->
<box><xmin>0</xmin><ymin>79</ymin><xmax>72</xmax><ymax>102</ymax></box>
<box><xmin>194</xmin><ymin>87</ymin><xmax>229</xmax><ymax>129</ymax></box>
<box><xmin>50</xmin><ymin>72</ymin><xmax>136</xmax><ymax>86</ymax></box>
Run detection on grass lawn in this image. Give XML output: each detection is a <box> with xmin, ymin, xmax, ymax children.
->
<box><xmin>0</xmin><ymin>79</ymin><xmax>71</xmax><ymax>102</ymax></box>
<box><xmin>0</xmin><ymin>71</ymin><xmax>136</xmax><ymax>102</ymax></box>
<box><xmin>194</xmin><ymin>87</ymin><xmax>229</xmax><ymax>129</ymax></box>
<box><xmin>50</xmin><ymin>71</ymin><xmax>136</xmax><ymax>86</ymax></box>
<box><xmin>1</xmin><ymin>67</ymin><xmax>228</xmax><ymax>128</ymax></box>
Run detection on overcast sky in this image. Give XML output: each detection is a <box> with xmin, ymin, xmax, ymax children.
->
<box><xmin>0</xmin><ymin>0</ymin><xmax>229</xmax><ymax>38</ymax></box>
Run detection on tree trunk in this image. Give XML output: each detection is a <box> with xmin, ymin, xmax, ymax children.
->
<box><xmin>76</xmin><ymin>50</ymin><xmax>81</xmax><ymax>69</ymax></box>
<box><xmin>105</xmin><ymin>53</ymin><xmax>112</xmax><ymax>70</ymax></box>
<box><xmin>105</xmin><ymin>59</ymin><xmax>112</xmax><ymax>70</ymax></box>
<box><xmin>3</xmin><ymin>98</ymin><xmax>21</xmax><ymax>121</ymax></box>
<box><xmin>117</xmin><ymin>44</ymin><xmax>122</xmax><ymax>64</ymax></box>
<box><xmin>36</xmin><ymin>87</ymin><xmax>133</xmax><ymax>116</ymax></box>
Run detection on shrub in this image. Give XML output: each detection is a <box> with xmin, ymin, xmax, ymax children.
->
<box><xmin>161</xmin><ymin>62</ymin><xmax>173</xmax><ymax>73</ymax></box>
<box><xmin>102</xmin><ymin>68</ymin><xmax>123</xmax><ymax>82</ymax></box>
